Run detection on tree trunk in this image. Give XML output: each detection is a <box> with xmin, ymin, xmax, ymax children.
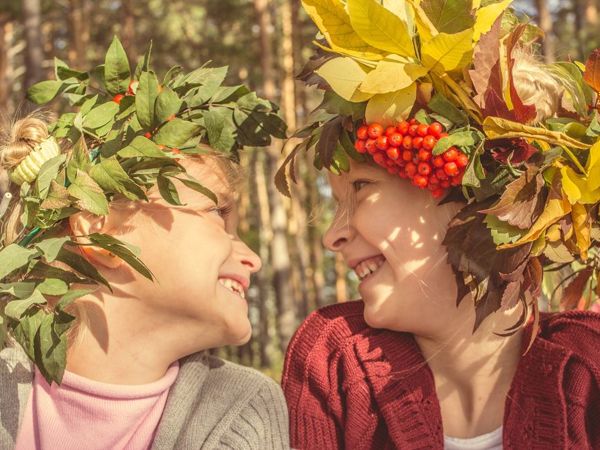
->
<box><xmin>121</xmin><ymin>0</ymin><xmax>137</xmax><ymax>65</ymax></box>
<box><xmin>535</xmin><ymin>0</ymin><xmax>555</xmax><ymax>62</ymax></box>
<box><xmin>335</xmin><ymin>253</ymin><xmax>348</xmax><ymax>302</ymax></box>
<box><xmin>68</xmin><ymin>0</ymin><xmax>88</xmax><ymax>67</ymax></box>
<box><xmin>22</xmin><ymin>0</ymin><xmax>44</xmax><ymax>90</ymax></box>
<box><xmin>0</xmin><ymin>16</ymin><xmax>8</xmax><ymax>112</ymax></box>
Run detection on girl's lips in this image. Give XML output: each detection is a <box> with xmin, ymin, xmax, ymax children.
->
<box><xmin>352</xmin><ymin>255</ymin><xmax>386</xmax><ymax>280</ymax></box>
<box><xmin>218</xmin><ymin>277</ymin><xmax>246</xmax><ymax>299</ymax></box>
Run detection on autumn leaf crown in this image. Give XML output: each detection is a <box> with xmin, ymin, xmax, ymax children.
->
<box><xmin>0</xmin><ymin>36</ymin><xmax>286</xmax><ymax>383</ymax></box>
<box><xmin>279</xmin><ymin>0</ymin><xmax>600</xmax><ymax>338</ymax></box>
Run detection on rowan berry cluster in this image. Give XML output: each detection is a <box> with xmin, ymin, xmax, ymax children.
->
<box><xmin>354</xmin><ymin>119</ymin><xmax>468</xmax><ymax>198</ymax></box>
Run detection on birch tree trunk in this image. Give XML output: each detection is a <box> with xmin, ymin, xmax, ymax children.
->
<box><xmin>22</xmin><ymin>0</ymin><xmax>44</xmax><ymax>90</ymax></box>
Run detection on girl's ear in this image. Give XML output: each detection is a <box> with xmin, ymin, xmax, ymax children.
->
<box><xmin>69</xmin><ymin>212</ymin><xmax>124</xmax><ymax>269</ymax></box>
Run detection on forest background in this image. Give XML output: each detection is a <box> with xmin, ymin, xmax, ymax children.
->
<box><xmin>1</xmin><ymin>0</ymin><xmax>599</xmax><ymax>378</ymax></box>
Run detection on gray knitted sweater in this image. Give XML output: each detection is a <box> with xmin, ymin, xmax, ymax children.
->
<box><xmin>0</xmin><ymin>345</ymin><xmax>290</xmax><ymax>449</ymax></box>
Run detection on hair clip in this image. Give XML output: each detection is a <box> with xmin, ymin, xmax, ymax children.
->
<box><xmin>10</xmin><ymin>137</ymin><xmax>61</xmax><ymax>186</ymax></box>
<box><xmin>0</xmin><ymin>192</ymin><xmax>12</xmax><ymax>220</ymax></box>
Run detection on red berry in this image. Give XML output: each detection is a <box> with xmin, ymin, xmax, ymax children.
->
<box><xmin>385</xmin><ymin>126</ymin><xmax>397</xmax><ymax>137</ymax></box>
<box><xmin>418</xmin><ymin>162</ymin><xmax>431</xmax><ymax>176</ymax></box>
<box><xmin>408</xmin><ymin>124</ymin><xmax>419</xmax><ymax>137</ymax></box>
<box><xmin>397</xmin><ymin>121</ymin><xmax>409</xmax><ymax>134</ymax></box>
<box><xmin>456</xmin><ymin>152</ymin><xmax>469</xmax><ymax>168</ymax></box>
<box><xmin>368</xmin><ymin>123</ymin><xmax>384</xmax><ymax>139</ymax></box>
<box><xmin>417</xmin><ymin>124</ymin><xmax>429</xmax><ymax>137</ymax></box>
<box><xmin>432</xmin><ymin>156</ymin><xmax>445</xmax><ymax>168</ymax></box>
<box><xmin>405</xmin><ymin>162</ymin><xmax>417</xmax><ymax>177</ymax></box>
<box><xmin>428</xmin><ymin>122</ymin><xmax>443</xmax><ymax>138</ymax></box>
<box><xmin>365</xmin><ymin>139</ymin><xmax>378</xmax><ymax>154</ymax></box>
<box><xmin>413</xmin><ymin>174</ymin><xmax>428</xmax><ymax>188</ymax></box>
<box><xmin>435</xmin><ymin>168</ymin><xmax>448</xmax><ymax>180</ymax></box>
<box><xmin>113</xmin><ymin>93</ymin><xmax>125</xmax><ymax>104</ymax></box>
<box><xmin>451</xmin><ymin>175</ymin><xmax>463</xmax><ymax>186</ymax></box>
<box><xmin>444</xmin><ymin>161</ymin><xmax>459</xmax><ymax>177</ymax></box>
<box><xmin>373</xmin><ymin>152</ymin><xmax>387</xmax><ymax>166</ymax></box>
<box><xmin>444</xmin><ymin>147</ymin><xmax>459</xmax><ymax>162</ymax></box>
<box><xmin>422</xmin><ymin>135</ymin><xmax>436</xmax><ymax>151</ymax></box>
<box><xmin>402</xmin><ymin>135</ymin><xmax>413</xmax><ymax>150</ymax></box>
<box><xmin>412</xmin><ymin>136</ymin><xmax>424</xmax><ymax>149</ymax></box>
<box><xmin>386</xmin><ymin>147</ymin><xmax>400</xmax><ymax>160</ymax></box>
<box><xmin>356</xmin><ymin>125</ymin><xmax>369</xmax><ymax>140</ymax></box>
<box><xmin>409</xmin><ymin>118</ymin><xmax>418</xmax><ymax>125</ymax></box>
<box><xmin>144</xmin><ymin>131</ymin><xmax>152</xmax><ymax>139</ymax></box>
<box><xmin>398</xmin><ymin>169</ymin><xmax>408</xmax><ymax>179</ymax></box>
<box><xmin>389</xmin><ymin>133</ymin><xmax>403</xmax><ymax>147</ymax></box>
<box><xmin>386</xmin><ymin>159</ymin><xmax>396</xmax><ymax>167</ymax></box>
<box><xmin>417</xmin><ymin>148</ymin><xmax>431</xmax><ymax>161</ymax></box>
<box><xmin>439</xmin><ymin>132</ymin><xmax>449</xmax><ymax>138</ymax></box>
<box><xmin>387</xmin><ymin>166</ymin><xmax>399</xmax><ymax>175</ymax></box>
<box><xmin>428</xmin><ymin>175</ymin><xmax>440</xmax><ymax>185</ymax></box>
<box><xmin>402</xmin><ymin>150</ymin><xmax>413</xmax><ymax>161</ymax></box>
<box><xmin>440</xmin><ymin>180</ymin><xmax>451</xmax><ymax>188</ymax></box>
<box><xmin>355</xmin><ymin>139</ymin><xmax>367</xmax><ymax>153</ymax></box>
<box><xmin>376</xmin><ymin>135</ymin><xmax>389</xmax><ymax>150</ymax></box>
<box><xmin>431</xmin><ymin>188</ymin><xmax>445</xmax><ymax>198</ymax></box>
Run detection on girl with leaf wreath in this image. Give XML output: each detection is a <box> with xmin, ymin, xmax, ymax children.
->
<box><xmin>280</xmin><ymin>1</ymin><xmax>600</xmax><ymax>449</ymax></box>
<box><xmin>0</xmin><ymin>37</ymin><xmax>289</xmax><ymax>450</ymax></box>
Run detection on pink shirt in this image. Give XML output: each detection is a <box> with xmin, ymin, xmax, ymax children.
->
<box><xmin>15</xmin><ymin>363</ymin><xmax>179</xmax><ymax>450</ymax></box>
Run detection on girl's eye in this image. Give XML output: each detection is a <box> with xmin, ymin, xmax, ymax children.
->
<box><xmin>352</xmin><ymin>179</ymin><xmax>370</xmax><ymax>192</ymax></box>
<box><xmin>209</xmin><ymin>204</ymin><xmax>233</xmax><ymax>218</ymax></box>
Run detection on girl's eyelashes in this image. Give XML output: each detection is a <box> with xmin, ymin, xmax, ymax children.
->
<box><xmin>352</xmin><ymin>179</ymin><xmax>372</xmax><ymax>192</ymax></box>
<box><xmin>208</xmin><ymin>203</ymin><xmax>233</xmax><ymax>218</ymax></box>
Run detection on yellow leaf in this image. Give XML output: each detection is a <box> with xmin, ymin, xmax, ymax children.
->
<box><xmin>405</xmin><ymin>0</ymin><xmax>438</xmax><ymax>42</ymax></box>
<box><xmin>301</xmin><ymin>0</ymin><xmax>384</xmax><ymax>60</ymax></box>
<box><xmin>499</xmin><ymin>188</ymin><xmax>571</xmax><ymax>249</ymax></box>
<box><xmin>365</xmin><ymin>84</ymin><xmax>417</xmax><ymax>126</ymax></box>
<box><xmin>560</xmin><ymin>165</ymin><xmax>600</xmax><ymax>205</ymax></box>
<box><xmin>347</xmin><ymin>0</ymin><xmax>416</xmax><ymax>58</ymax></box>
<box><xmin>572</xmin><ymin>202</ymin><xmax>591</xmax><ymax>260</ymax></box>
<box><xmin>315</xmin><ymin>57</ymin><xmax>369</xmax><ymax>101</ymax></box>
<box><xmin>360</xmin><ymin>58</ymin><xmax>428</xmax><ymax>94</ymax></box>
<box><xmin>483</xmin><ymin>117</ymin><xmax>591</xmax><ymax>150</ymax></box>
<box><xmin>350</xmin><ymin>88</ymin><xmax>375</xmax><ymax>102</ymax></box>
<box><xmin>586</xmin><ymin>140</ymin><xmax>600</xmax><ymax>190</ymax></box>
<box><xmin>473</xmin><ymin>0</ymin><xmax>513</xmax><ymax>42</ymax></box>
<box><xmin>421</xmin><ymin>29</ymin><xmax>474</xmax><ymax>73</ymax></box>
<box><xmin>381</xmin><ymin>0</ymin><xmax>415</xmax><ymax>25</ymax></box>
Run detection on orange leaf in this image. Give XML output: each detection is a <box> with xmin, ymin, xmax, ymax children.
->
<box><xmin>584</xmin><ymin>49</ymin><xmax>600</xmax><ymax>93</ymax></box>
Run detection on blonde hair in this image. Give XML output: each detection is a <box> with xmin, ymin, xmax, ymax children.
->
<box><xmin>511</xmin><ymin>48</ymin><xmax>564</xmax><ymax>124</ymax></box>
<box><xmin>0</xmin><ymin>114</ymin><xmax>55</xmax><ymax>245</ymax></box>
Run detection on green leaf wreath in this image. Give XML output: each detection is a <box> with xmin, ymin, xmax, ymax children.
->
<box><xmin>0</xmin><ymin>36</ymin><xmax>286</xmax><ymax>383</ymax></box>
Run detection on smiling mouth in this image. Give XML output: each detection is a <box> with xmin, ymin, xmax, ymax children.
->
<box><xmin>354</xmin><ymin>255</ymin><xmax>386</xmax><ymax>281</ymax></box>
<box><xmin>218</xmin><ymin>278</ymin><xmax>246</xmax><ymax>299</ymax></box>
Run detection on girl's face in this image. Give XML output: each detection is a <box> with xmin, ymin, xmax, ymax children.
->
<box><xmin>323</xmin><ymin>160</ymin><xmax>464</xmax><ymax>336</ymax></box>
<box><xmin>104</xmin><ymin>158</ymin><xmax>261</xmax><ymax>349</ymax></box>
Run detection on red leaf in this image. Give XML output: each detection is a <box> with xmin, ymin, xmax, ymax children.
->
<box><xmin>584</xmin><ymin>49</ymin><xmax>600</xmax><ymax>93</ymax></box>
<box><xmin>561</xmin><ymin>268</ymin><xmax>593</xmax><ymax>311</ymax></box>
<box><xmin>506</xmin><ymin>25</ymin><xmax>537</xmax><ymax>123</ymax></box>
<box><xmin>470</xmin><ymin>17</ymin><xmax>503</xmax><ymax>109</ymax></box>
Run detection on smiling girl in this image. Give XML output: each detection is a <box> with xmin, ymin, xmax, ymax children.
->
<box><xmin>0</xmin><ymin>39</ymin><xmax>289</xmax><ymax>449</ymax></box>
<box><xmin>281</xmin><ymin>1</ymin><xmax>600</xmax><ymax>449</ymax></box>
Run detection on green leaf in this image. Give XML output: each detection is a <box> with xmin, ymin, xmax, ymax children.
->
<box><xmin>5</xmin><ymin>289</ymin><xmax>46</xmax><ymax>320</ymax></box>
<box><xmin>118</xmin><ymin>136</ymin><xmax>168</xmax><ymax>158</ymax></box>
<box><xmin>203</xmin><ymin>108</ymin><xmax>237</xmax><ymax>152</ymax></box>
<box><xmin>66</xmin><ymin>138</ymin><xmax>92</xmax><ymax>182</ymax></box>
<box><xmin>83</xmin><ymin>101</ymin><xmax>119</xmax><ymax>130</ymax></box>
<box><xmin>89</xmin><ymin>157</ymin><xmax>146</xmax><ymax>200</ymax></box>
<box><xmin>133</xmin><ymin>41</ymin><xmax>153</xmax><ymax>80</ymax></box>
<box><xmin>55</xmin><ymin>248</ymin><xmax>110</xmax><ymax>289</ymax></box>
<box><xmin>484</xmin><ymin>214</ymin><xmax>524</xmax><ymax>245</ymax></box>
<box><xmin>428</xmin><ymin>92</ymin><xmax>468</xmax><ymax>126</ymax></box>
<box><xmin>0</xmin><ymin>245</ymin><xmax>38</xmax><ymax>281</ymax></box>
<box><xmin>40</xmin><ymin>180</ymin><xmax>71</xmax><ymax>210</ymax></box>
<box><xmin>154</xmin><ymin>119</ymin><xmax>201</xmax><ymax>148</ymax></box>
<box><xmin>36</xmin><ymin>154</ymin><xmax>67</xmax><ymax>200</ymax></box>
<box><xmin>56</xmin><ymin>289</ymin><xmax>93</xmax><ymax>311</ymax></box>
<box><xmin>27</xmin><ymin>80</ymin><xmax>63</xmax><ymax>104</ymax></box>
<box><xmin>347</xmin><ymin>0</ymin><xmax>416</xmax><ymax>57</ymax></box>
<box><xmin>67</xmin><ymin>170</ymin><xmax>109</xmax><ymax>215</ymax></box>
<box><xmin>154</xmin><ymin>87</ymin><xmax>182</xmax><ymax>124</ymax></box>
<box><xmin>35</xmin><ymin>237</ymin><xmax>71</xmax><ymax>263</ymax></box>
<box><xmin>37</xmin><ymin>279</ymin><xmax>69</xmax><ymax>296</ymax></box>
<box><xmin>136</xmin><ymin>71</ymin><xmax>160</xmax><ymax>129</ymax></box>
<box><xmin>175</xmin><ymin>177</ymin><xmax>218</xmax><ymax>204</ymax></box>
<box><xmin>87</xmin><ymin>233</ymin><xmax>154</xmax><ymax>281</ymax></box>
<box><xmin>462</xmin><ymin>142</ymin><xmax>485</xmax><ymax>187</ymax></box>
<box><xmin>104</xmin><ymin>36</ymin><xmax>131</xmax><ymax>95</ymax></box>
<box><xmin>432</xmin><ymin>130</ymin><xmax>479</xmax><ymax>155</ymax></box>
<box><xmin>37</xmin><ymin>309</ymin><xmax>74</xmax><ymax>383</ymax></box>
<box><xmin>421</xmin><ymin>0</ymin><xmax>474</xmax><ymax>34</ymax></box>
<box><xmin>177</xmin><ymin>66</ymin><xmax>228</xmax><ymax>89</ymax></box>
<box><xmin>0</xmin><ymin>282</ymin><xmax>36</xmax><ymax>299</ymax></box>
<box><xmin>157</xmin><ymin>175</ymin><xmax>182</xmax><ymax>206</ymax></box>
<box><xmin>319</xmin><ymin>91</ymin><xmax>366</xmax><ymax>120</ymax></box>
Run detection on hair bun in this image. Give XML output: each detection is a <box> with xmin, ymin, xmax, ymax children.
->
<box><xmin>1</xmin><ymin>117</ymin><xmax>50</xmax><ymax>169</ymax></box>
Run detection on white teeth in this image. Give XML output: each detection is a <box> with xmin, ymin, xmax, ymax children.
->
<box><xmin>354</xmin><ymin>256</ymin><xmax>385</xmax><ymax>281</ymax></box>
<box><xmin>218</xmin><ymin>278</ymin><xmax>246</xmax><ymax>299</ymax></box>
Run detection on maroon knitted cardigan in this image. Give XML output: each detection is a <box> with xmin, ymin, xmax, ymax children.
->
<box><xmin>282</xmin><ymin>301</ymin><xmax>600</xmax><ymax>450</ymax></box>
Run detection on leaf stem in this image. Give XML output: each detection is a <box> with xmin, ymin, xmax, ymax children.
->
<box><xmin>559</xmin><ymin>145</ymin><xmax>587</xmax><ymax>175</ymax></box>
